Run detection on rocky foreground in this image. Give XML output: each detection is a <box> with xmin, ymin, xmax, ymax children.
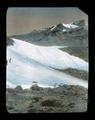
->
<box><xmin>6</xmin><ymin>85</ymin><xmax>88</xmax><ymax>113</ymax></box>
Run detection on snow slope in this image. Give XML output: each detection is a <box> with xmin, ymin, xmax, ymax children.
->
<box><xmin>8</xmin><ymin>38</ymin><xmax>88</xmax><ymax>71</ymax></box>
<box><xmin>6</xmin><ymin>38</ymin><xmax>88</xmax><ymax>89</ymax></box>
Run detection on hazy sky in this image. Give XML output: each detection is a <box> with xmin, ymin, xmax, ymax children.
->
<box><xmin>7</xmin><ymin>7</ymin><xmax>88</xmax><ymax>36</ymax></box>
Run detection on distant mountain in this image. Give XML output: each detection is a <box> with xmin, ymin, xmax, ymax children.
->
<box><xmin>8</xmin><ymin>19</ymin><xmax>88</xmax><ymax>47</ymax></box>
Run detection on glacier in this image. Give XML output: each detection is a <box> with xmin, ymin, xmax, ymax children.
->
<box><xmin>6</xmin><ymin>38</ymin><xmax>88</xmax><ymax>89</ymax></box>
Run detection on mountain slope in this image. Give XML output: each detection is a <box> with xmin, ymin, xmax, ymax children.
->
<box><xmin>8</xmin><ymin>20</ymin><xmax>88</xmax><ymax>47</ymax></box>
<box><xmin>7</xmin><ymin>39</ymin><xmax>88</xmax><ymax>89</ymax></box>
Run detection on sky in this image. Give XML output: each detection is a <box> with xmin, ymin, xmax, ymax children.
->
<box><xmin>7</xmin><ymin>7</ymin><xmax>88</xmax><ymax>36</ymax></box>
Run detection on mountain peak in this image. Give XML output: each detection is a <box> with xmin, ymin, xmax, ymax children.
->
<box><xmin>50</xmin><ymin>20</ymin><xmax>85</xmax><ymax>33</ymax></box>
<box><xmin>50</xmin><ymin>23</ymin><xmax>66</xmax><ymax>33</ymax></box>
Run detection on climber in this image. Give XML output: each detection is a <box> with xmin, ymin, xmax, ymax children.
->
<box><xmin>6</xmin><ymin>60</ymin><xmax>8</xmax><ymax>65</ymax></box>
<box><xmin>9</xmin><ymin>58</ymin><xmax>11</xmax><ymax>63</ymax></box>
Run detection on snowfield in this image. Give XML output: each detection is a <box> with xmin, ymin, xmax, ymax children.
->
<box><xmin>6</xmin><ymin>38</ymin><xmax>88</xmax><ymax>89</ymax></box>
<box><xmin>62</xmin><ymin>23</ymin><xmax>78</xmax><ymax>29</ymax></box>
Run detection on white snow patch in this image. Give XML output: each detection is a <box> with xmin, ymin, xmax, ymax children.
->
<box><xmin>62</xmin><ymin>23</ymin><xmax>78</xmax><ymax>29</ymax></box>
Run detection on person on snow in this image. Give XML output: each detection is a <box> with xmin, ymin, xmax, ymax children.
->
<box><xmin>9</xmin><ymin>58</ymin><xmax>11</xmax><ymax>63</ymax></box>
